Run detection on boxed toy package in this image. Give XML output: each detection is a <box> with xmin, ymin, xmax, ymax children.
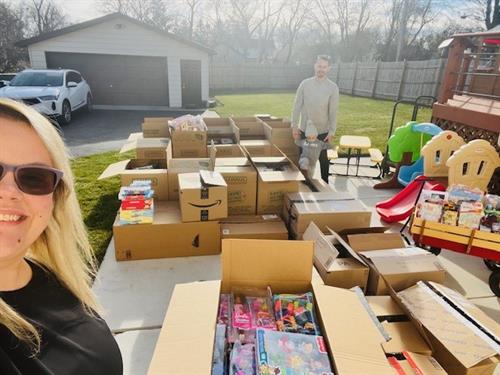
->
<box><xmin>273</xmin><ymin>292</ymin><xmax>320</xmax><ymax>335</ymax></box>
<box><xmin>118</xmin><ymin>180</ymin><xmax>154</xmax><ymax>225</ymax></box>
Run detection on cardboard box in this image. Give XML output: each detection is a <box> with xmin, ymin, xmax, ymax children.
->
<box><xmin>120</xmin><ymin>138</ymin><xmax>170</xmax><ymax>159</ymax></box>
<box><xmin>396</xmin><ymin>281</ymin><xmax>500</xmax><ymax>375</ymax></box>
<box><xmin>230</xmin><ymin>118</ymin><xmax>267</xmax><ymax>140</ymax></box>
<box><xmin>303</xmin><ymin>222</ymin><xmax>369</xmax><ymax>291</ymax></box>
<box><xmin>283</xmin><ymin>192</ymin><xmax>372</xmax><ymax>239</ymax></box>
<box><xmin>99</xmin><ymin>159</ymin><xmax>169</xmax><ymax>200</ymax></box>
<box><xmin>215</xmin><ymin>165</ymin><xmax>257</xmax><ymax>215</ymax></box>
<box><xmin>263</xmin><ymin>119</ymin><xmax>294</xmax><ymax>148</ymax></box>
<box><xmin>142</xmin><ymin>117</ymin><xmax>172</xmax><ymax>138</ymax></box>
<box><xmin>240</xmin><ymin>139</ymin><xmax>272</xmax><ymax>156</ymax></box>
<box><xmin>178</xmin><ymin>170</ymin><xmax>228</xmax><ymax>222</ymax></box>
<box><xmin>167</xmin><ymin>144</ymin><xmax>249</xmax><ymax>200</ymax></box>
<box><xmin>387</xmin><ymin>352</ymin><xmax>448</xmax><ymax>374</ymax></box>
<box><xmin>220</xmin><ymin>215</ymin><xmax>288</xmax><ymax>240</ymax></box>
<box><xmin>244</xmin><ymin>144</ymin><xmax>305</xmax><ymax>215</ymax></box>
<box><xmin>171</xmin><ymin>128</ymin><xmax>208</xmax><ymax>158</ymax></box>
<box><xmin>113</xmin><ymin>201</ymin><xmax>220</xmax><ymax>261</ymax></box>
<box><xmin>346</xmin><ymin>232</ymin><xmax>446</xmax><ymax>295</ymax></box>
<box><xmin>205</xmin><ymin>117</ymin><xmax>239</xmax><ymax>145</ymax></box>
<box><xmin>381</xmin><ymin>321</ymin><xmax>432</xmax><ymax>355</ymax></box>
<box><xmin>366</xmin><ymin>295</ymin><xmax>405</xmax><ymax>319</ymax></box>
<box><xmin>147</xmin><ymin>239</ymin><xmax>395</xmax><ymax>374</ymax></box>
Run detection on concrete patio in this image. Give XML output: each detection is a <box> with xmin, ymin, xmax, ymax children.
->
<box><xmin>92</xmin><ymin>166</ymin><xmax>499</xmax><ymax>375</ymax></box>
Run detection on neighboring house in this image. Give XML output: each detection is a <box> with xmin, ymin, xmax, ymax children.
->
<box><xmin>16</xmin><ymin>13</ymin><xmax>216</xmax><ymax>109</ymax></box>
<box><xmin>213</xmin><ymin>38</ymin><xmax>275</xmax><ymax>64</ymax></box>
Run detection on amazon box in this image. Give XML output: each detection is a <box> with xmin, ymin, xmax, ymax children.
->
<box><xmin>178</xmin><ymin>170</ymin><xmax>228</xmax><ymax>222</ymax></box>
<box><xmin>167</xmin><ymin>144</ymin><xmax>249</xmax><ymax>200</ymax></box>
<box><xmin>113</xmin><ymin>200</ymin><xmax>220</xmax><ymax>261</ymax></box>
<box><xmin>142</xmin><ymin>117</ymin><xmax>172</xmax><ymax>138</ymax></box>
<box><xmin>283</xmin><ymin>192</ymin><xmax>371</xmax><ymax>239</ymax></box>
<box><xmin>346</xmin><ymin>232</ymin><xmax>445</xmax><ymax>295</ymax></box>
<box><xmin>220</xmin><ymin>215</ymin><xmax>288</xmax><ymax>240</ymax></box>
<box><xmin>302</xmin><ymin>222</ymin><xmax>369</xmax><ymax>291</ymax></box>
<box><xmin>147</xmin><ymin>239</ymin><xmax>395</xmax><ymax>375</ymax></box>
<box><xmin>120</xmin><ymin>138</ymin><xmax>170</xmax><ymax>159</ymax></box>
<box><xmin>263</xmin><ymin>119</ymin><xmax>294</xmax><ymax>148</ymax></box>
<box><xmin>243</xmin><ymin>144</ymin><xmax>305</xmax><ymax>215</ymax></box>
<box><xmin>396</xmin><ymin>281</ymin><xmax>500</xmax><ymax>375</ymax></box>
<box><xmin>98</xmin><ymin>159</ymin><xmax>169</xmax><ymax>200</ymax></box>
<box><xmin>205</xmin><ymin>117</ymin><xmax>239</xmax><ymax>145</ymax></box>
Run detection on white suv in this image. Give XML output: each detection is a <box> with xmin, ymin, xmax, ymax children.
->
<box><xmin>0</xmin><ymin>69</ymin><xmax>92</xmax><ymax>125</ymax></box>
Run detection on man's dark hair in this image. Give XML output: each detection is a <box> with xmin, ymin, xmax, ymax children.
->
<box><xmin>316</xmin><ymin>55</ymin><xmax>332</xmax><ymax>65</ymax></box>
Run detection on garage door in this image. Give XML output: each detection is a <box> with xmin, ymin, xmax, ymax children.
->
<box><xmin>46</xmin><ymin>52</ymin><xmax>169</xmax><ymax>106</ymax></box>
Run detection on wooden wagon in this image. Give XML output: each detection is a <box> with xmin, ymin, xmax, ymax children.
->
<box><xmin>410</xmin><ymin>216</ymin><xmax>500</xmax><ymax>296</ymax></box>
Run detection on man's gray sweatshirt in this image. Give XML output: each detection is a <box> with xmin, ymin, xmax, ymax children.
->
<box><xmin>291</xmin><ymin>77</ymin><xmax>340</xmax><ymax>137</ymax></box>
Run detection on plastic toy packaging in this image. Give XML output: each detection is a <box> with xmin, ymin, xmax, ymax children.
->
<box><xmin>229</xmin><ymin>342</ymin><xmax>255</xmax><ymax>375</ymax></box>
<box><xmin>212</xmin><ymin>324</ymin><xmax>227</xmax><ymax>375</ymax></box>
<box><xmin>168</xmin><ymin>114</ymin><xmax>207</xmax><ymax>132</ymax></box>
<box><xmin>255</xmin><ymin>329</ymin><xmax>333</xmax><ymax>375</ymax></box>
<box><xmin>230</xmin><ymin>287</ymin><xmax>276</xmax><ymax>343</ymax></box>
<box><xmin>441</xmin><ymin>203</ymin><xmax>459</xmax><ymax>226</ymax></box>
<box><xmin>447</xmin><ymin>184</ymin><xmax>483</xmax><ymax>204</ymax></box>
<box><xmin>416</xmin><ymin>190</ymin><xmax>447</xmax><ymax>223</ymax></box>
<box><xmin>483</xmin><ymin>194</ymin><xmax>500</xmax><ymax>212</ymax></box>
<box><xmin>273</xmin><ymin>292</ymin><xmax>320</xmax><ymax>335</ymax></box>
<box><xmin>458</xmin><ymin>201</ymin><xmax>483</xmax><ymax>229</ymax></box>
<box><xmin>218</xmin><ymin>294</ymin><xmax>231</xmax><ymax>325</ymax></box>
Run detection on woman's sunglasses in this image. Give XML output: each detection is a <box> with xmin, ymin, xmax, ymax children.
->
<box><xmin>0</xmin><ymin>162</ymin><xmax>63</xmax><ymax>195</ymax></box>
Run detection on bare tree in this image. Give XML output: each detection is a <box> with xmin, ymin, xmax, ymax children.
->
<box><xmin>99</xmin><ymin>0</ymin><xmax>176</xmax><ymax>31</ymax></box>
<box><xmin>280</xmin><ymin>0</ymin><xmax>309</xmax><ymax>64</ymax></box>
<box><xmin>461</xmin><ymin>0</ymin><xmax>500</xmax><ymax>29</ymax></box>
<box><xmin>24</xmin><ymin>0</ymin><xmax>66</xmax><ymax>36</ymax></box>
<box><xmin>312</xmin><ymin>0</ymin><xmax>336</xmax><ymax>55</ymax></box>
<box><xmin>183</xmin><ymin>0</ymin><xmax>203</xmax><ymax>40</ymax></box>
<box><xmin>0</xmin><ymin>2</ymin><xmax>28</xmax><ymax>71</ymax></box>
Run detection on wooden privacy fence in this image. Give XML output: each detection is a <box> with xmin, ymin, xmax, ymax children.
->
<box><xmin>210</xmin><ymin>58</ymin><xmax>447</xmax><ymax>102</ymax></box>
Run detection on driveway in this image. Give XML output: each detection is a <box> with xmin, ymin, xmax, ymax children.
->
<box><xmin>60</xmin><ymin>108</ymin><xmax>203</xmax><ymax>157</ymax></box>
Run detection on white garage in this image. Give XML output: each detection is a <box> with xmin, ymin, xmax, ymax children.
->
<box><xmin>17</xmin><ymin>13</ymin><xmax>215</xmax><ymax>109</ymax></box>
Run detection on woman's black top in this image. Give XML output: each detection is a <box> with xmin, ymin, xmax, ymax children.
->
<box><xmin>0</xmin><ymin>260</ymin><xmax>123</xmax><ymax>374</ymax></box>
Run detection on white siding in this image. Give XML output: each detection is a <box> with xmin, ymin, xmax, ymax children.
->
<box><xmin>28</xmin><ymin>18</ymin><xmax>210</xmax><ymax>108</ymax></box>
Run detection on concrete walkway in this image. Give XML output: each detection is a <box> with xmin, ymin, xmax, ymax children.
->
<box><xmin>92</xmin><ymin>172</ymin><xmax>499</xmax><ymax>375</ymax></box>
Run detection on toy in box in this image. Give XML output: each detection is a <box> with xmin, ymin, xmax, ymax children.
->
<box><xmin>255</xmin><ymin>329</ymin><xmax>333</xmax><ymax>375</ymax></box>
<box><xmin>273</xmin><ymin>292</ymin><xmax>320</xmax><ymax>335</ymax></box>
<box><xmin>229</xmin><ymin>341</ymin><xmax>255</xmax><ymax>375</ymax></box>
<box><xmin>212</xmin><ymin>324</ymin><xmax>227</xmax><ymax>375</ymax></box>
<box><xmin>218</xmin><ymin>294</ymin><xmax>231</xmax><ymax>325</ymax></box>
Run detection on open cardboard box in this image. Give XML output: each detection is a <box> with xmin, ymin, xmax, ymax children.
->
<box><xmin>283</xmin><ymin>191</ymin><xmax>372</xmax><ymax>239</ymax></box>
<box><xmin>243</xmin><ymin>144</ymin><xmax>305</xmax><ymax>215</ymax></box>
<box><xmin>387</xmin><ymin>352</ymin><xmax>448</xmax><ymax>374</ymax></box>
<box><xmin>215</xmin><ymin>165</ymin><xmax>257</xmax><ymax>215</ymax></box>
<box><xmin>120</xmin><ymin>138</ymin><xmax>170</xmax><ymax>159</ymax></box>
<box><xmin>345</xmin><ymin>231</ymin><xmax>446</xmax><ymax>295</ymax></box>
<box><xmin>205</xmin><ymin>117</ymin><xmax>239</xmax><ymax>145</ymax></box>
<box><xmin>178</xmin><ymin>170</ymin><xmax>228</xmax><ymax>222</ymax></box>
<box><xmin>170</xmin><ymin>127</ymin><xmax>208</xmax><ymax>158</ymax></box>
<box><xmin>99</xmin><ymin>159</ymin><xmax>169</xmax><ymax>200</ymax></box>
<box><xmin>302</xmin><ymin>222</ymin><xmax>370</xmax><ymax>291</ymax></box>
<box><xmin>113</xmin><ymin>201</ymin><xmax>220</xmax><ymax>261</ymax></box>
<box><xmin>393</xmin><ymin>281</ymin><xmax>500</xmax><ymax>375</ymax></box>
<box><xmin>220</xmin><ymin>214</ymin><xmax>288</xmax><ymax>240</ymax></box>
<box><xmin>167</xmin><ymin>143</ymin><xmax>250</xmax><ymax>200</ymax></box>
<box><xmin>230</xmin><ymin>118</ymin><xmax>267</xmax><ymax>141</ymax></box>
<box><xmin>262</xmin><ymin>119</ymin><xmax>294</xmax><ymax>148</ymax></box>
<box><xmin>147</xmin><ymin>239</ymin><xmax>394</xmax><ymax>374</ymax></box>
<box><xmin>142</xmin><ymin>117</ymin><xmax>172</xmax><ymax>138</ymax></box>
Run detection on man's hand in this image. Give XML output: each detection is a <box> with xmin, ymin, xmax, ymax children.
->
<box><xmin>292</xmin><ymin>128</ymin><xmax>301</xmax><ymax>140</ymax></box>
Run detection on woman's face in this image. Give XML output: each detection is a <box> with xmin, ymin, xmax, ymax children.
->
<box><xmin>0</xmin><ymin>117</ymin><xmax>55</xmax><ymax>262</ymax></box>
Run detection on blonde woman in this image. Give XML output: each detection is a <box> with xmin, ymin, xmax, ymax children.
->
<box><xmin>0</xmin><ymin>99</ymin><xmax>122</xmax><ymax>374</ymax></box>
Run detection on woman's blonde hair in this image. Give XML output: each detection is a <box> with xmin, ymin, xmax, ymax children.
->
<box><xmin>0</xmin><ymin>98</ymin><xmax>99</xmax><ymax>352</ymax></box>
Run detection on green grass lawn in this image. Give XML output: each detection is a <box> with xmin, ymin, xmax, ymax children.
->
<box><xmin>72</xmin><ymin>151</ymin><xmax>131</xmax><ymax>264</ymax></box>
<box><xmin>215</xmin><ymin>92</ymin><xmax>432</xmax><ymax>152</ymax></box>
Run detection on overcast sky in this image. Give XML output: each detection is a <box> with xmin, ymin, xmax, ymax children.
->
<box><xmin>7</xmin><ymin>0</ymin><xmax>483</xmax><ymax>28</ymax></box>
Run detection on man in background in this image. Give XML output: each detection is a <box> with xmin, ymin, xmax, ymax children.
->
<box><xmin>291</xmin><ymin>55</ymin><xmax>339</xmax><ymax>183</ymax></box>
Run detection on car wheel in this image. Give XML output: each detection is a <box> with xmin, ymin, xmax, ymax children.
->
<box><xmin>59</xmin><ymin>100</ymin><xmax>71</xmax><ymax>125</ymax></box>
<box><xmin>86</xmin><ymin>93</ymin><xmax>93</xmax><ymax>112</ymax></box>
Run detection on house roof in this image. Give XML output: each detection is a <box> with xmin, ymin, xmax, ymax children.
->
<box><xmin>453</xmin><ymin>25</ymin><xmax>500</xmax><ymax>38</ymax></box>
<box><xmin>16</xmin><ymin>12</ymin><xmax>216</xmax><ymax>55</ymax></box>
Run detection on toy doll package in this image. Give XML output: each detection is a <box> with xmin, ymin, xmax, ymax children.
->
<box><xmin>273</xmin><ymin>292</ymin><xmax>320</xmax><ymax>335</ymax></box>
